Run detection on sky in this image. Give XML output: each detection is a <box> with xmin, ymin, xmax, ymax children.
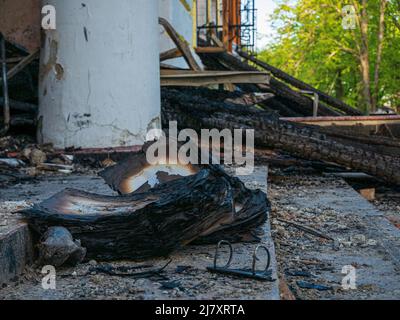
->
<box><xmin>255</xmin><ymin>0</ymin><xmax>278</xmax><ymax>51</ymax></box>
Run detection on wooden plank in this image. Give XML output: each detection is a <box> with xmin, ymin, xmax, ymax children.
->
<box><xmin>160</xmin><ymin>63</ymin><xmax>186</xmax><ymax>70</ymax></box>
<box><xmin>359</xmin><ymin>188</ymin><xmax>376</xmax><ymax>201</ymax></box>
<box><xmin>222</xmin><ymin>0</ymin><xmax>230</xmax><ymax>50</ymax></box>
<box><xmin>281</xmin><ymin>115</ymin><xmax>400</xmax><ymax>126</ymax></box>
<box><xmin>6</xmin><ymin>50</ymin><xmax>39</xmax><ymax>80</ymax></box>
<box><xmin>160</xmin><ymin>70</ymin><xmax>270</xmax><ymax>87</ymax></box>
<box><xmin>202</xmin><ymin>50</ymin><xmax>342</xmax><ymax>117</ymax></box>
<box><xmin>6</xmin><ymin>57</ymin><xmax>24</xmax><ymax>63</ymax></box>
<box><xmin>195</xmin><ymin>47</ymin><xmax>226</xmax><ymax>53</ymax></box>
<box><xmin>210</xmin><ymin>32</ymin><xmax>225</xmax><ymax>49</ymax></box>
<box><xmin>160</xmin><ymin>47</ymin><xmax>183</xmax><ymax>61</ymax></box>
<box><xmin>238</xmin><ymin>50</ymin><xmax>363</xmax><ymax>116</ymax></box>
<box><xmin>159</xmin><ymin>17</ymin><xmax>201</xmax><ymax>71</ymax></box>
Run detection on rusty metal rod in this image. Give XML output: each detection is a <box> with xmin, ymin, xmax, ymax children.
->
<box><xmin>276</xmin><ymin>218</ymin><xmax>334</xmax><ymax>241</ymax></box>
<box><xmin>0</xmin><ymin>33</ymin><xmax>10</xmax><ymax>135</ymax></box>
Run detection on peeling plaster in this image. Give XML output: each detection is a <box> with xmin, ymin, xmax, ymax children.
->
<box><xmin>39</xmin><ymin>0</ymin><xmax>161</xmax><ymax>149</ymax></box>
<box><xmin>54</xmin><ymin>63</ymin><xmax>64</xmax><ymax>80</ymax></box>
<box><xmin>40</xmin><ymin>37</ymin><xmax>59</xmax><ymax>82</ymax></box>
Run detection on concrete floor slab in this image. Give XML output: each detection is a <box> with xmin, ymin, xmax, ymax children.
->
<box><xmin>269</xmin><ymin>172</ymin><xmax>400</xmax><ymax>300</ymax></box>
<box><xmin>0</xmin><ymin>202</ymin><xmax>34</xmax><ymax>286</ymax></box>
<box><xmin>0</xmin><ymin>167</ymin><xmax>280</xmax><ymax>300</ymax></box>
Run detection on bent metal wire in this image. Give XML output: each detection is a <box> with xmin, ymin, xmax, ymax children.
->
<box><xmin>207</xmin><ymin>240</ymin><xmax>275</xmax><ymax>281</ymax></box>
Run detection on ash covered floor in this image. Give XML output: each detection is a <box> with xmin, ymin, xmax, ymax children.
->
<box><xmin>1</xmin><ymin>166</ymin><xmax>400</xmax><ymax>300</ymax></box>
<box><xmin>0</xmin><ymin>167</ymin><xmax>280</xmax><ymax>300</ymax></box>
<box><xmin>269</xmin><ymin>168</ymin><xmax>400</xmax><ymax>300</ymax></box>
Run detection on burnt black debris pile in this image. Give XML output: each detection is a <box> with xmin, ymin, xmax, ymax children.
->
<box><xmin>20</xmin><ymin>146</ymin><xmax>270</xmax><ymax>262</ymax></box>
<box><xmin>161</xmin><ymin>86</ymin><xmax>400</xmax><ymax>185</ymax></box>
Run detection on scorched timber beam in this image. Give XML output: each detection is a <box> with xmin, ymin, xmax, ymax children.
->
<box><xmin>195</xmin><ymin>47</ymin><xmax>226</xmax><ymax>54</ymax></box>
<box><xmin>160</xmin><ymin>70</ymin><xmax>271</xmax><ymax>87</ymax></box>
<box><xmin>161</xmin><ymin>87</ymin><xmax>400</xmax><ymax>186</ymax></box>
<box><xmin>281</xmin><ymin>115</ymin><xmax>400</xmax><ymax>126</ymax></box>
<box><xmin>159</xmin><ymin>17</ymin><xmax>201</xmax><ymax>71</ymax></box>
<box><xmin>160</xmin><ymin>48</ymin><xmax>183</xmax><ymax>61</ymax></box>
<box><xmin>198</xmin><ymin>51</ymin><xmax>342</xmax><ymax>117</ymax></box>
<box><xmin>237</xmin><ymin>50</ymin><xmax>363</xmax><ymax>116</ymax></box>
<box><xmin>6</xmin><ymin>50</ymin><xmax>39</xmax><ymax>81</ymax></box>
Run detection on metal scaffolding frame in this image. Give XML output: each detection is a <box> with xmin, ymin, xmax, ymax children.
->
<box><xmin>196</xmin><ymin>0</ymin><xmax>257</xmax><ymax>53</ymax></box>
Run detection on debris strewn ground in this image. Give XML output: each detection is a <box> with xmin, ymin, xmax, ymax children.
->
<box><xmin>0</xmin><ymin>167</ymin><xmax>279</xmax><ymax>300</ymax></box>
<box><xmin>268</xmin><ymin>167</ymin><xmax>400</xmax><ymax>300</ymax></box>
<box><xmin>1</xmin><ymin>163</ymin><xmax>400</xmax><ymax>300</ymax></box>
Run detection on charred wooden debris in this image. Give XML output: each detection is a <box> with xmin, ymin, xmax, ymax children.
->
<box><xmin>20</xmin><ymin>146</ymin><xmax>270</xmax><ymax>262</ymax></box>
<box><xmin>159</xmin><ymin>49</ymin><xmax>400</xmax><ymax>185</ymax></box>
<box><xmin>162</xmin><ymin>86</ymin><xmax>400</xmax><ymax>185</ymax></box>
<box><xmin>3</xmin><ymin>31</ymin><xmax>400</xmax><ymax>264</ymax></box>
<box><xmin>2</xmin><ymin>36</ymin><xmax>399</xmax><ymax>184</ymax></box>
<box><xmin>0</xmin><ymin>36</ymin><xmax>39</xmax><ymax>134</ymax></box>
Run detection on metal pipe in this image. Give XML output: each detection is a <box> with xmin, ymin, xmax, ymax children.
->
<box><xmin>0</xmin><ymin>33</ymin><xmax>10</xmax><ymax>135</ymax></box>
<box><xmin>313</xmin><ymin>92</ymin><xmax>319</xmax><ymax>117</ymax></box>
<box><xmin>298</xmin><ymin>90</ymin><xmax>320</xmax><ymax>117</ymax></box>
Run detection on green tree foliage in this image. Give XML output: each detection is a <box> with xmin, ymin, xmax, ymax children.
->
<box><xmin>258</xmin><ymin>0</ymin><xmax>400</xmax><ymax>113</ymax></box>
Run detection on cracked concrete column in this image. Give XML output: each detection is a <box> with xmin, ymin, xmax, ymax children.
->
<box><xmin>39</xmin><ymin>0</ymin><xmax>161</xmax><ymax>149</ymax></box>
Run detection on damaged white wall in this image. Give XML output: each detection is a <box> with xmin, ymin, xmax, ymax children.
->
<box><xmin>39</xmin><ymin>0</ymin><xmax>161</xmax><ymax>149</ymax></box>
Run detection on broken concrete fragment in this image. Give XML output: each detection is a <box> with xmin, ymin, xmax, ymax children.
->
<box><xmin>29</xmin><ymin>149</ymin><xmax>47</xmax><ymax>166</ymax></box>
<box><xmin>38</xmin><ymin>227</ymin><xmax>86</xmax><ymax>267</ymax></box>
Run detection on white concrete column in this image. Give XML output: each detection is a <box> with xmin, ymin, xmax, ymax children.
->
<box><xmin>39</xmin><ymin>0</ymin><xmax>161</xmax><ymax>149</ymax></box>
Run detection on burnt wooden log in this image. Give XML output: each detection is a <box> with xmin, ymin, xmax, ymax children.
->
<box><xmin>21</xmin><ymin>166</ymin><xmax>270</xmax><ymax>261</ymax></box>
<box><xmin>262</xmin><ymin>97</ymin><xmax>303</xmax><ymax>117</ymax></box>
<box><xmin>159</xmin><ymin>17</ymin><xmax>201</xmax><ymax>71</ymax></box>
<box><xmin>0</xmin><ymin>97</ymin><xmax>37</xmax><ymax>113</ymax></box>
<box><xmin>1</xmin><ymin>113</ymin><xmax>36</xmax><ymax>128</ymax></box>
<box><xmin>198</xmin><ymin>52</ymin><xmax>342</xmax><ymax>117</ymax></box>
<box><xmin>237</xmin><ymin>50</ymin><xmax>362</xmax><ymax>116</ymax></box>
<box><xmin>161</xmin><ymin>87</ymin><xmax>400</xmax><ymax>185</ymax></box>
